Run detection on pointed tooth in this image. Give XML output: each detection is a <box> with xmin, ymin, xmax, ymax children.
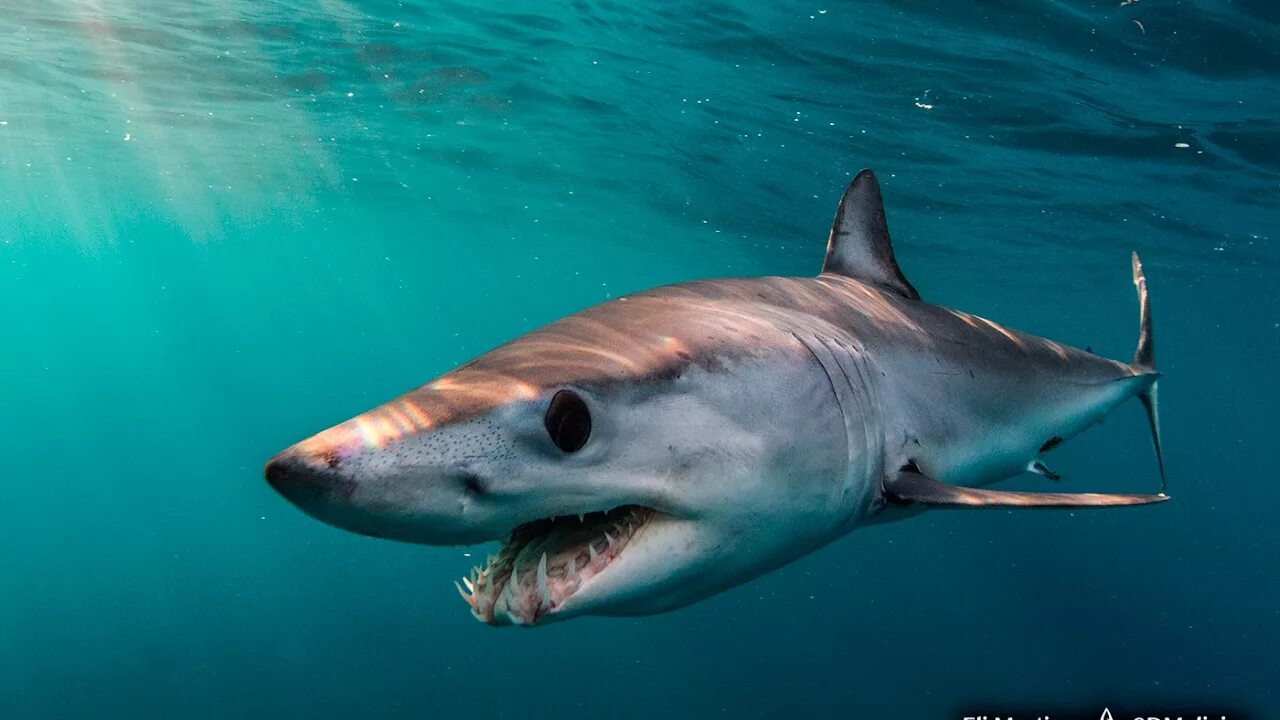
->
<box><xmin>536</xmin><ymin>553</ymin><xmax>551</xmax><ymax>607</ymax></box>
<box><xmin>510</xmin><ymin>563</ymin><xmax>519</xmax><ymax>590</ymax></box>
<box><xmin>565</xmin><ymin>556</ymin><xmax>582</xmax><ymax>593</ymax></box>
<box><xmin>462</xmin><ymin>577</ymin><xmax>474</xmax><ymax>593</ymax></box>
<box><xmin>588</xmin><ymin>543</ymin><xmax>598</xmax><ymax>561</ymax></box>
<box><xmin>604</xmin><ymin>531</ymin><xmax>616</xmax><ymax>547</ymax></box>
<box><xmin>578</xmin><ymin>513</ymin><xmax>585</xmax><ymax>523</ymax></box>
<box><xmin>501</xmin><ymin>576</ymin><xmax>516</xmax><ymax>610</ymax></box>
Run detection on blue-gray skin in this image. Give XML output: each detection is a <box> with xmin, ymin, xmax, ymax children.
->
<box><xmin>266</xmin><ymin>170</ymin><xmax>1166</xmax><ymax>627</ymax></box>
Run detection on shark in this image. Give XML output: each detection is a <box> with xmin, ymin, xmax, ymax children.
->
<box><xmin>265</xmin><ymin>169</ymin><xmax>1167</xmax><ymax>627</ymax></box>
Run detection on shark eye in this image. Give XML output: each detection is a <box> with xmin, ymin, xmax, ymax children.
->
<box><xmin>545</xmin><ymin>389</ymin><xmax>591</xmax><ymax>453</ymax></box>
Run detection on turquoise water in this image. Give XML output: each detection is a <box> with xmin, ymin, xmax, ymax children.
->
<box><xmin>2</xmin><ymin>1</ymin><xmax>1277</xmax><ymax>718</ymax></box>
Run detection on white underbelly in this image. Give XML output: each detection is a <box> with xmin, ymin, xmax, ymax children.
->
<box><xmin>892</xmin><ymin>374</ymin><xmax>1144</xmax><ymax>487</ymax></box>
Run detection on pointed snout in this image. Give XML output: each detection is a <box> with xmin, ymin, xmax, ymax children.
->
<box><xmin>264</xmin><ymin>442</ymin><xmax>409</xmax><ymax>540</ymax></box>
<box><xmin>263</xmin><ymin>419</ymin><xmax>509</xmax><ymax>545</ymax></box>
<box><xmin>262</xmin><ymin>376</ymin><xmax>538</xmax><ymax>544</ymax></box>
<box><xmin>265</xmin><ymin>448</ymin><xmax>355</xmax><ymax>510</ymax></box>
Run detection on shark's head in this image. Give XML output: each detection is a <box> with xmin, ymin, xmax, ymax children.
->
<box><xmin>266</xmin><ymin>284</ymin><xmax>864</xmax><ymax>626</ymax></box>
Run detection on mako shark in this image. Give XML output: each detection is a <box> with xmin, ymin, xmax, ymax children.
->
<box><xmin>266</xmin><ymin>169</ymin><xmax>1167</xmax><ymax>627</ymax></box>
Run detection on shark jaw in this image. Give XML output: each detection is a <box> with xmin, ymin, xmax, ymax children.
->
<box><xmin>460</xmin><ymin>505</ymin><xmax>656</xmax><ymax>626</ymax></box>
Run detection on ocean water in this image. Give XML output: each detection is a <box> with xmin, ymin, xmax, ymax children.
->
<box><xmin>1</xmin><ymin>1</ymin><xmax>1277</xmax><ymax>718</ymax></box>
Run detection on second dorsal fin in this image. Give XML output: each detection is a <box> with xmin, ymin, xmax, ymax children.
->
<box><xmin>820</xmin><ymin>169</ymin><xmax>920</xmax><ymax>301</ymax></box>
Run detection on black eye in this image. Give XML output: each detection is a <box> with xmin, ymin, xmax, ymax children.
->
<box><xmin>545</xmin><ymin>389</ymin><xmax>591</xmax><ymax>453</ymax></box>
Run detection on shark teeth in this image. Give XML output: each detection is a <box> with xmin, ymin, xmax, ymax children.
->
<box><xmin>536</xmin><ymin>552</ymin><xmax>551</xmax><ymax>608</ymax></box>
<box><xmin>454</xmin><ymin>505</ymin><xmax>656</xmax><ymax>625</ymax></box>
<box><xmin>454</xmin><ymin>580</ymin><xmax>473</xmax><ymax>606</ymax></box>
<box><xmin>501</xmin><ymin>570</ymin><xmax>517</xmax><ymax>610</ymax></box>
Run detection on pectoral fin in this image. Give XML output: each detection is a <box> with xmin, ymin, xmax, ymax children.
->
<box><xmin>884</xmin><ymin>468</ymin><xmax>1168</xmax><ymax>508</ymax></box>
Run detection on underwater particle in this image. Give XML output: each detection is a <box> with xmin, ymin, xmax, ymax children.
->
<box><xmin>123</xmin><ymin>132</ymin><xmax>131</xmax><ymax>141</ymax></box>
<box><xmin>1174</xmin><ymin>142</ymin><xmax>1190</xmax><ymax>148</ymax></box>
<box><xmin>1133</xmin><ymin>20</ymin><xmax>1145</xmax><ymax>34</ymax></box>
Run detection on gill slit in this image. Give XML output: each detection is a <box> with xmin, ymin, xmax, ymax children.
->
<box><xmin>832</xmin><ymin>335</ymin><xmax>884</xmax><ymax>505</ymax></box>
<box><xmin>791</xmin><ymin>331</ymin><xmax>864</xmax><ymax>509</ymax></box>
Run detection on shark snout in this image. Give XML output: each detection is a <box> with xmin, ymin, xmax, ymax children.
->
<box><xmin>265</xmin><ymin>449</ymin><xmax>355</xmax><ymax>513</ymax></box>
<box><xmin>264</xmin><ymin>427</ymin><xmax>514</xmax><ymax>545</ymax></box>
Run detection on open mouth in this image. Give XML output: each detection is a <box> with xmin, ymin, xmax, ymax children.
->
<box><xmin>456</xmin><ymin>505</ymin><xmax>654</xmax><ymax>626</ymax></box>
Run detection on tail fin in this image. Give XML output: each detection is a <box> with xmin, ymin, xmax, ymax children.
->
<box><xmin>1131</xmin><ymin>252</ymin><xmax>1166</xmax><ymax>492</ymax></box>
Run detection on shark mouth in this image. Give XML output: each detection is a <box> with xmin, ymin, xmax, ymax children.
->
<box><xmin>456</xmin><ymin>505</ymin><xmax>654</xmax><ymax>626</ymax></box>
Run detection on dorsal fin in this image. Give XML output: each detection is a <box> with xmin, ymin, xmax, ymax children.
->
<box><xmin>820</xmin><ymin>169</ymin><xmax>920</xmax><ymax>300</ymax></box>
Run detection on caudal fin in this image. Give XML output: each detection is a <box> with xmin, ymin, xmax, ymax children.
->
<box><xmin>1131</xmin><ymin>252</ymin><xmax>1166</xmax><ymax>492</ymax></box>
